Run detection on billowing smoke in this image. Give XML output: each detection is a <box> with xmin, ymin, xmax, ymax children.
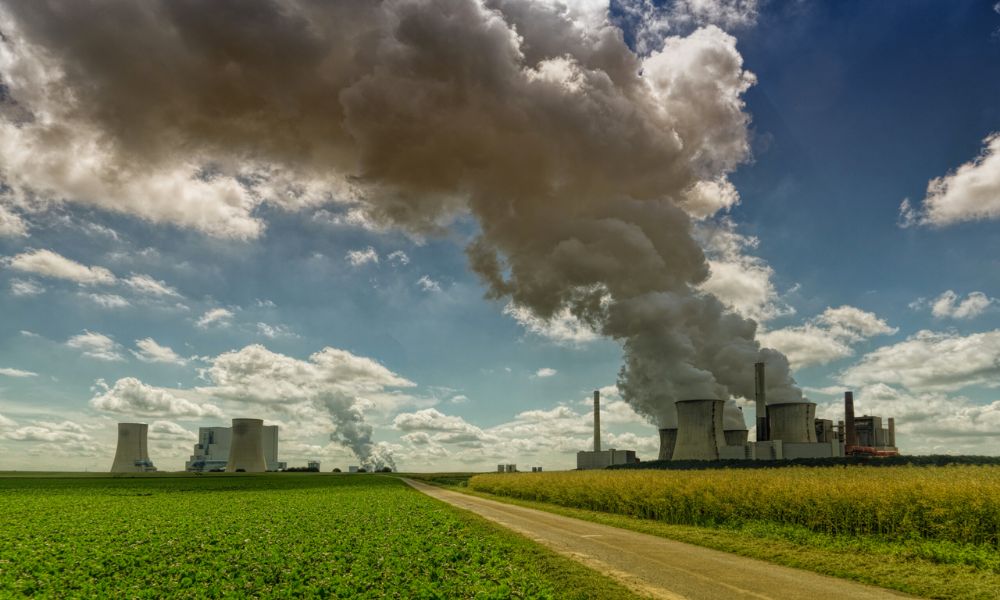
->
<box><xmin>0</xmin><ymin>0</ymin><xmax>800</xmax><ymax>432</ymax></box>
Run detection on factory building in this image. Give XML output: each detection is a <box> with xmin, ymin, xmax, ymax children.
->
<box><xmin>577</xmin><ymin>390</ymin><xmax>639</xmax><ymax>469</ymax></box>
<box><xmin>110</xmin><ymin>423</ymin><xmax>157</xmax><ymax>472</ymax></box>
<box><xmin>185</xmin><ymin>422</ymin><xmax>284</xmax><ymax>472</ymax></box>
<box><xmin>655</xmin><ymin>363</ymin><xmax>899</xmax><ymax>462</ymax></box>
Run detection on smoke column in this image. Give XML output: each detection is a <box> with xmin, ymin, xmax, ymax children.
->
<box><xmin>0</xmin><ymin>0</ymin><xmax>801</xmax><ymax>431</ymax></box>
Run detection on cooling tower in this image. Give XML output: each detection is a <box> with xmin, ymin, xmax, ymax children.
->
<box><xmin>672</xmin><ymin>399</ymin><xmax>725</xmax><ymax>461</ymax></box>
<box><xmin>658</xmin><ymin>428</ymin><xmax>677</xmax><ymax>460</ymax></box>
<box><xmin>111</xmin><ymin>422</ymin><xmax>155</xmax><ymax>472</ymax></box>
<box><xmin>724</xmin><ymin>429</ymin><xmax>749</xmax><ymax>446</ymax></box>
<box><xmin>768</xmin><ymin>402</ymin><xmax>817</xmax><ymax>443</ymax></box>
<box><xmin>226</xmin><ymin>418</ymin><xmax>267</xmax><ymax>473</ymax></box>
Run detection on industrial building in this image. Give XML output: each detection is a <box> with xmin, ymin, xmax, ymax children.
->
<box><xmin>110</xmin><ymin>423</ymin><xmax>157</xmax><ymax>472</ymax></box>
<box><xmin>185</xmin><ymin>422</ymin><xmax>284</xmax><ymax>472</ymax></box>
<box><xmin>577</xmin><ymin>390</ymin><xmax>639</xmax><ymax>469</ymax></box>
<box><xmin>655</xmin><ymin>362</ymin><xmax>899</xmax><ymax>462</ymax></box>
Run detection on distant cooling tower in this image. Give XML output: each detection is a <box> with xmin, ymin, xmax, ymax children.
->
<box><xmin>768</xmin><ymin>402</ymin><xmax>817</xmax><ymax>443</ymax></box>
<box><xmin>672</xmin><ymin>399</ymin><xmax>725</xmax><ymax>461</ymax></box>
<box><xmin>111</xmin><ymin>423</ymin><xmax>155</xmax><ymax>473</ymax></box>
<box><xmin>724</xmin><ymin>429</ymin><xmax>749</xmax><ymax>446</ymax></box>
<box><xmin>226</xmin><ymin>418</ymin><xmax>267</xmax><ymax>473</ymax></box>
<box><xmin>658</xmin><ymin>428</ymin><xmax>677</xmax><ymax>461</ymax></box>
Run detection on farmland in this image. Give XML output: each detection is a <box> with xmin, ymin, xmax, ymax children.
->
<box><xmin>0</xmin><ymin>473</ymin><xmax>637</xmax><ymax>599</ymax></box>
<box><xmin>468</xmin><ymin>466</ymin><xmax>1000</xmax><ymax>599</ymax></box>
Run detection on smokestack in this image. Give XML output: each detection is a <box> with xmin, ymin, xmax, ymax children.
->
<box><xmin>111</xmin><ymin>422</ymin><xmax>155</xmax><ymax>473</ymax></box>
<box><xmin>754</xmin><ymin>362</ymin><xmax>768</xmax><ymax>441</ymax></box>
<box><xmin>593</xmin><ymin>390</ymin><xmax>601</xmax><ymax>453</ymax></box>
<box><xmin>887</xmin><ymin>417</ymin><xmax>896</xmax><ymax>448</ymax></box>
<box><xmin>227</xmin><ymin>418</ymin><xmax>267</xmax><ymax>473</ymax></box>
<box><xmin>844</xmin><ymin>392</ymin><xmax>857</xmax><ymax>447</ymax></box>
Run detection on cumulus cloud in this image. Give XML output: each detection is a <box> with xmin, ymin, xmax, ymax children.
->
<box><xmin>534</xmin><ymin>367</ymin><xmax>558</xmax><ymax>378</ymax></box>
<box><xmin>614</xmin><ymin>0</ymin><xmax>759</xmax><ymax>55</ymax></box>
<box><xmin>2</xmin><ymin>420</ymin><xmax>94</xmax><ymax>448</ymax></box>
<box><xmin>0</xmin><ymin>367</ymin><xmax>36</xmax><ymax>377</ymax></box>
<box><xmin>0</xmin><ymin>203</ymin><xmax>28</xmax><ymax>237</ymax></box>
<box><xmin>200</xmin><ymin>344</ymin><xmax>415</xmax><ymax>469</ymax></box>
<box><xmin>841</xmin><ymin>329</ymin><xmax>1000</xmax><ymax>392</ymax></box>
<box><xmin>416</xmin><ymin>275</ymin><xmax>441</xmax><ymax>292</ymax></box>
<box><xmin>9</xmin><ymin>278</ymin><xmax>43</xmax><ymax>296</ymax></box>
<box><xmin>759</xmin><ymin>306</ymin><xmax>897</xmax><ymax>369</ymax></box>
<box><xmin>196</xmin><ymin>308</ymin><xmax>234</xmax><ymax>328</ymax></box>
<box><xmin>256</xmin><ymin>322</ymin><xmax>296</xmax><ymax>339</ymax></box>
<box><xmin>90</xmin><ymin>377</ymin><xmax>222</xmax><ymax>419</ymax></box>
<box><xmin>900</xmin><ymin>133</ymin><xmax>1000</xmax><ymax>227</ymax></box>
<box><xmin>5</xmin><ymin>249</ymin><xmax>114</xmax><ymax>285</ymax></box>
<box><xmin>928</xmin><ymin>290</ymin><xmax>994</xmax><ymax>320</ymax></box>
<box><xmin>0</xmin><ymin>413</ymin><xmax>15</xmax><ymax>428</ymax></box>
<box><xmin>345</xmin><ymin>247</ymin><xmax>379</xmax><ymax>267</ymax></box>
<box><xmin>66</xmin><ymin>330</ymin><xmax>124</xmax><ymax>362</ymax></box>
<box><xmin>148</xmin><ymin>420</ymin><xmax>196</xmax><ymax>441</ymax></box>
<box><xmin>124</xmin><ymin>274</ymin><xmax>182</xmax><ymax>298</ymax></box>
<box><xmin>132</xmin><ymin>338</ymin><xmax>187</xmax><ymax>365</ymax></box>
<box><xmin>504</xmin><ymin>303</ymin><xmax>600</xmax><ymax>345</ymax></box>
<box><xmin>387</xmin><ymin>250</ymin><xmax>410</xmax><ymax>266</ymax></box>
<box><xmin>82</xmin><ymin>293</ymin><xmax>130</xmax><ymax>309</ymax></box>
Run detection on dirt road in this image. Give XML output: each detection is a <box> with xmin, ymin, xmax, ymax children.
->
<box><xmin>404</xmin><ymin>479</ymin><xmax>913</xmax><ymax>600</ymax></box>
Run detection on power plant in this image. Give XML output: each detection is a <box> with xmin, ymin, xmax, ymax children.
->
<box><xmin>185</xmin><ymin>423</ymin><xmax>284</xmax><ymax>472</ymax></box>
<box><xmin>655</xmin><ymin>362</ymin><xmax>900</xmax><ymax>462</ymax></box>
<box><xmin>577</xmin><ymin>390</ymin><xmax>639</xmax><ymax>469</ymax></box>
<box><xmin>110</xmin><ymin>423</ymin><xmax>157</xmax><ymax>472</ymax></box>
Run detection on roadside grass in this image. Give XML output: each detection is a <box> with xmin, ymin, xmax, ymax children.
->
<box><xmin>454</xmin><ymin>486</ymin><xmax>999</xmax><ymax>600</ymax></box>
<box><xmin>0</xmin><ymin>473</ymin><xmax>641</xmax><ymax>599</ymax></box>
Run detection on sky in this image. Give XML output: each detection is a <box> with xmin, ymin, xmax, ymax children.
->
<box><xmin>0</xmin><ymin>0</ymin><xmax>999</xmax><ymax>472</ymax></box>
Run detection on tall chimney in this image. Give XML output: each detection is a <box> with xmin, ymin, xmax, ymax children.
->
<box><xmin>844</xmin><ymin>392</ymin><xmax>857</xmax><ymax>447</ymax></box>
<box><xmin>887</xmin><ymin>417</ymin><xmax>896</xmax><ymax>448</ymax></box>
<box><xmin>754</xmin><ymin>362</ymin><xmax>768</xmax><ymax>441</ymax></box>
<box><xmin>593</xmin><ymin>390</ymin><xmax>601</xmax><ymax>452</ymax></box>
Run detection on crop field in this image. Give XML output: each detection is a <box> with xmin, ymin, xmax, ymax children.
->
<box><xmin>0</xmin><ymin>473</ymin><xmax>636</xmax><ymax>599</ymax></box>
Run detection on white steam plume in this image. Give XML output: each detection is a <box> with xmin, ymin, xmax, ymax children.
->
<box><xmin>0</xmin><ymin>0</ymin><xmax>800</xmax><ymax>431</ymax></box>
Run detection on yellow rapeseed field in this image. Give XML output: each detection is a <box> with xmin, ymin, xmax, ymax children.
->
<box><xmin>469</xmin><ymin>466</ymin><xmax>1000</xmax><ymax>546</ymax></box>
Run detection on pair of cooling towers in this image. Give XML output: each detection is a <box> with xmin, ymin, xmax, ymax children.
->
<box><xmin>112</xmin><ymin>418</ymin><xmax>268</xmax><ymax>473</ymax></box>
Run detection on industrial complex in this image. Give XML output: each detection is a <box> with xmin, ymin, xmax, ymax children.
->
<box><xmin>579</xmin><ymin>362</ymin><xmax>899</xmax><ymax>469</ymax></box>
<box><xmin>110</xmin><ymin>418</ymin><xmax>288</xmax><ymax>473</ymax></box>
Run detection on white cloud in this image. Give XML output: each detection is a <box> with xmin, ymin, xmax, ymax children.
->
<box><xmin>697</xmin><ymin>220</ymin><xmax>793</xmax><ymax>322</ymax></box>
<box><xmin>759</xmin><ymin>306</ymin><xmax>896</xmax><ymax>369</ymax></box>
<box><xmin>256</xmin><ymin>322</ymin><xmax>296</xmax><ymax>339</ymax></box>
<box><xmin>196</xmin><ymin>308</ymin><xmax>234</xmax><ymax>328</ymax></box>
<box><xmin>312</xmin><ymin>206</ymin><xmax>384</xmax><ymax>233</ymax></box>
<box><xmin>617</xmin><ymin>0</ymin><xmax>759</xmax><ymax>55</ymax></box>
<box><xmin>900</xmin><ymin>132</ymin><xmax>1000</xmax><ymax>227</ymax></box>
<box><xmin>416</xmin><ymin>275</ymin><xmax>441</xmax><ymax>292</ymax></box>
<box><xmin>124</xmin><ymin>274</ymin><xmax>182</xmax><ymax>298</ymax></box>
<box><xmin>0</xmin><ymin>413</ymin><xmax>15</xmax><ymax>428</ymax></box>
<box><xmin>2</xmin><ymin>420</ymin><xmax>95</xmax><ymax>448</ymax></box>
<box><xmin>148</xmin><ymin>420</ymin><xmax>196</xmax><ymax>441</ymax></box>
<box><xmin>679</xmin><ymin>177</ymin><xmax>740</xmax><ymax>219</ymax></box>
<box><xmin>504</xmin><ymin>303</ymin><xmax>600</xmax><ymax>345</ymax></box>
<box><xmin>5</xmin><ymin>249</ymin><xmax>115</xmax><ymax>285</ymax></box>
<box><xmin>0</xmin><ymin>367</ymin><xmax>37</xmax><ymax>377</ymax></box>
<box><xmin>0</xmin><ymin>204</ymin><xmax>28</xmax><ymax>237</ymax></box>
<box><xmin>387</xmin><ymin>250</ymin><xmax>410</xmax><ymax>266</ymax></box>
<box><xmin>82</xmin><ymin>293</ymin><xmax>130</xmax><ymax>308</ymax></box>
<box><xmin>345</xmin><ymin>246</ymin><xmax>379</xmax><ymax>267</ymax></box>
<box><xmin>841</xmin><ymin>329</ymin><xmax>1000</xmax><ymax>392</ymax></box>
<box><xmin>929</xmin><ymin>290</ymin><xmax>994</xmax><ymax>320</ymax></box>
<box><xmin>9</xmin><ymin>278</ymin><xmax>43</xmax><ymax>296</ymax></box>
<box><xmin>90</xmin><ymin>377</ymin><xmax>222</xmax><ymax>419</ymax></box>
<box><xmin>132</xmin><ymin>338</ymin><xmax>187</xmax><ymax>365</ymax></box>
<box><xmin>65</xmin><ymin>330</ymin><xmax>124</xmax><ymax>361</ymax></box>
<box><xmin>450</xmin><ymin>394</ymin><xmax>469</xmax><ymax>404</ymax></box>
<box><xmin>534</xmin><ymin>367</ymin><xmax>558</xmax><ymax>378</ymax></box>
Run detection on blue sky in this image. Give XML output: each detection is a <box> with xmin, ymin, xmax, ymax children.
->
<box><xmin>1</xmin><ymin>0</ymin><xmax>999</xmax><ymax>471</ymax></box>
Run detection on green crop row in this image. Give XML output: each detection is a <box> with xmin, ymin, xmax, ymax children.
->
<box><xmin>468</xmin><ymin>466</ymin><xmax>1000</xmax><ymax>548</ymax></box>
<box><xmin>0</xmin><ymin>474</ymin><xmax>633</xmax><ymax>598</ymax></box>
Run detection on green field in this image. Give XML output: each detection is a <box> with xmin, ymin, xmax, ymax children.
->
<box><xmin>467</xmin><ymin>466</ymin><xmax>1000</xmax><ymax>599</ymax></box>
<box><xmin>0</xmin><ymin>473</ymin><xmax>638</xmax><ymax>599</ymax></box>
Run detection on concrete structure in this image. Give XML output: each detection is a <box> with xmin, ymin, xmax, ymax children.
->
<box><xmin>227</xmin><ymin>418</ymin><xmax>267</xmax><ymax>473</ymax></box>
<box><xmin>593</xmin><ymin>390</ymin><xmax>601</xmax><ymax>452</ymax></box>
<box><xmin>887</xmin><ymin>417</ymin><xmax>896</xmax><ymax>447</ymax></box>
<box><xmin>531</xmin><ymin>466</ymin><xmax>543</xmax><ymax>472</ymax></box>
<box><xmin>497</xmin><ymin>464</ymin><xmax>505</xmax><ymax>473</ymax></box>
<box><xmin>768</xmin><ymin>402</ymin><xmax>817</xmax><ymax>443</ymax></box>
<box><xmin>672</xmin><ymin>399</ymin><xmax>725</xmax><ymax>461</ymax></box>
<box><xmin>657</xmin><ymin>428</ymin><xmax>677</xmax><ymax>461</ymax></box>
<box><xmin>186</xmin><ymin>424</ymin><xmax>283</xmax><ymax>472</ymax></box>
<box><xmin>724</xmin><ymin>428</ymin><xmax>749</xmax><ymax>446</ymax></box>
<box><xmin>576</xmin><ymin>449</ymin><xmax>637</xmax><ymax>469</ymax></box>
<box><xmin>815</xmin><ymin>419</ymin><xmax>836</xmax><ymax>443</ymax></box>
<box><xmin>307</xmin><ymin>461</ymin><xmax>320</xmax><ymax>471</ymax></box>
<box><xmin>844</xmin><ymin>391</ymin><xmax>858</xmax><ymax>447</ymax></box>
<box><xmin>754</xmin><ymin>362</ymin><xmax>768</xmax><ymax>441</ymax></box>
<box><xmin>111</xmin><ymin>423</ymin><xmax>156</xmax><ymax>473</ymax></box>
<box><xmin>748</xmin><ymin>440</ymin><xmax>783</xmax><ymax>460</ymax></box>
